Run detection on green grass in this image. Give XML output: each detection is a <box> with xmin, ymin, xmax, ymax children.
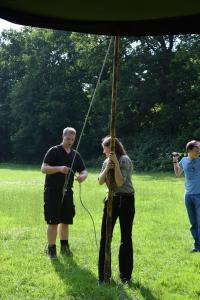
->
<box><xmin>0</xmin><ymin>164</ymin><xmax>200</xmax><ymax>300</ymax></box>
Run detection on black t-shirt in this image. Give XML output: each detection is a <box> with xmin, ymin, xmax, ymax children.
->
<box><xmin>43</xmin><ymin>144</ymin><xmax>86</xmax><ymax>189</ymax></box>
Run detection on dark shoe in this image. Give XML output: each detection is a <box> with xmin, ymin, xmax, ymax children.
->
<box><xmin>97</xmin><ymin>279</ymin><xmax>104</xmax><ymax>285</ymax></box>
<box><xmin>60</xmin><ymin>245</ymin><xmax>73</xmax><ymax>256</ymax></box>
<box><xmin>47</xmin><ymin>245</ymin><xmax>57</xmax><ymax>260</ymax></box>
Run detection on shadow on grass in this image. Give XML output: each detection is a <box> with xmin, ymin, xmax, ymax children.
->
<box><xmin>51</xmin><ymin>255</ymin><xmax>136</xmax><ymax>300</ymax></box>
<box><xmin>130</xmin><ymin>280</ymin><xmax>158</xmax><ymax>300</ymax></box>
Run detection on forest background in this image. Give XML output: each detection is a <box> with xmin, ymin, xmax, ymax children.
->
<box><xmin>0</xmin><ymin>29</ymin><xmax>200</xmax><ymax>170</ymax></box>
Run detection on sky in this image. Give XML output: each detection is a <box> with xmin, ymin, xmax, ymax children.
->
<box><xmin>0</xmin><ymin>18</ymin><xmax>23</xmax><ymax>32</ymax></box>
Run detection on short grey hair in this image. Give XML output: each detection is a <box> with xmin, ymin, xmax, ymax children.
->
<box><xmin>63</xmin><ymin>127</ymin><xmax>76</xmax><ymax>136</ymax></box>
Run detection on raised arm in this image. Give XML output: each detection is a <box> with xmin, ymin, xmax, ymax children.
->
<box><xmin>173</xmin><ymin>158</ymin><xmax>183</xmax><ymax>177</ymax></box>
<box><xmin>110</xmin><ymin>153</ymin><xmax>124</xmax><ymax>187</ymax></box>
<box><xmin>98</xmin><ymin>154</ymin><xmax>124</xmax><ymax>187</ymax></box>
<box><xmin>98</xmin><ymin>162</ymin><xmax>110</xmax><ymax>185</ymax></box>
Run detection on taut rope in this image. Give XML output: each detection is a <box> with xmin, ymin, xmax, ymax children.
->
<box><xmin>62</xmin><ymin>37</ymin><xmax>113</xmax><ymax>249</ymax></box>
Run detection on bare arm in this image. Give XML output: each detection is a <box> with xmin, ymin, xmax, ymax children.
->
<box><xmin>41</xmin><ymin>162</ymin><xmax>70</xmax><ymax>175</ymax></box>
<box><xmin>98</xmin><ymin>154</ymin><xmax>124</xmax><ymax>187</ymax></box>
<box><xmin>173</xmin><ymin>161</ymin><xmax>183</xmax><ymax>177</ymax></box>
<box><xmin>76</xmin><ymin>170</ymin><xmax>88</xmax><ymax>183</ymax></box>
<box><xmin>98</xmin><ymin>164</ymin><xmax>110</xmax><ymax>185</ymax></box>
<box><xmin>112</xmin><ymin>156</ymin><xmax>124</xmax><ymax>187</ymax></box>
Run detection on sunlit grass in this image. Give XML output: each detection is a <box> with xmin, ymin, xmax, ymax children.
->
<box><xmin>0</xmin><ymin>164</ymin><xmax>200</xmax><ymax>299</ymax></box>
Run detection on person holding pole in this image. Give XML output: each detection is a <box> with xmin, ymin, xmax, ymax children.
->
<box><xmin>173</xmin><ymin>140</ymin><xmax>200</xmax><ymax>252</ymax></box>
<box><xmin>98</xmin><ymin>136</ymin><xmax>135</xmax><ymax>284</ymax></box>
<box><xmin>41</xmin><ymin>127</ymin><xmax>88</xmax><ymax>259</ymax></box>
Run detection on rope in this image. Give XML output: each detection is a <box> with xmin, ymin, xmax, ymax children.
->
<box><xmin>78</xmin><ymin>183</ymin><xmax>99</xmax><ymax>250</ymax></box>
<box><xmin>66</xmin><ymin>170</ymin><xmax>99</xmax><ymax>250</ymax></box>
<box><xmin>63</xmin><ymin>36</ymin><xmax>113</xmax><ymax>192</ymax></box>
<box><xmin>62</xmin><ymin>37</ymin><xmax>113</xmax><ymax>248</ymax></box>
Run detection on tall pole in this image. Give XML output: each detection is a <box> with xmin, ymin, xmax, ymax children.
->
<box><xmin>104</xmin><ymin>36</ymin><xmax>120</xmax><ymax>283</ymax></box>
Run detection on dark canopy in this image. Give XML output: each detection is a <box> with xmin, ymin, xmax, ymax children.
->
<box><xmin>0</xmin><ymin>0</ymin><xmax>200</xmax><ymax>35</ymax></box>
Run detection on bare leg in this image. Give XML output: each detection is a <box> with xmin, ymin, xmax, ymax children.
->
<box><xmin>47</xmin><ymin>224</ymin><xmax>58</xmax><ymax>245</ymax></box>
<box><xmin>58</xmin><ymin>223</ymin><xmax>69</xmax><ymax>240</ymax></box>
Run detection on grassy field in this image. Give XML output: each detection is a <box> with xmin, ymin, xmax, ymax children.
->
<box><xmin>0</xmin><ymin>164</ymin><xmax>200</xmax><ymax>300</ymax></box>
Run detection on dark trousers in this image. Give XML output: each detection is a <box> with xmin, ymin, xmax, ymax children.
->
<box><xmin>98</xmin><ymin>194</ymin><xmax>135</xmax><ymax>281</ymax></box>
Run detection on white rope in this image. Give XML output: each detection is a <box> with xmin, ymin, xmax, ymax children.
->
<box><xmin>63</xmin><ymin>36</ymin><xmax>113</xmax><ymax>192</ymax></box>
<box><xmin>61</xmin><ymin>37</ymin><xmax>113</xmax><ymax>249</ymax></box>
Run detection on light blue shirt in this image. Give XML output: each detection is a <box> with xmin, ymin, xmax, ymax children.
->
<box><xmin>179</xmin><ymin>157</ymin><xmax>200</xmax><ymax>194</ymax></box>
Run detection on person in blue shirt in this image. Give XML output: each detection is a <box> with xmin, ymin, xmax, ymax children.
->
<box><xmin>173</xmin><ymin>140</ymin><xmax>200</xmax><ymax>252</ymax></box>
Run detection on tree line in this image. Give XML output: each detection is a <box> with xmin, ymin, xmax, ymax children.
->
<box><xmin>0</xmin><ymin>28</ymin><xmax>200</xmax><ymax>170</ymax></box>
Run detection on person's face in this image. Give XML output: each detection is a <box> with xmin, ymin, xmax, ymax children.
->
<box><xmin>189</xmin><ymin>146</ymin><xmax>200</xmax><ymax>159</ymax></box>
<box><xmin>103</xmin><ymin>145</ymin><xmax>110</xmax><ymax>158</ymax></box>
<box><xmin>62</xmin><ymin>132</ymin><xmax>76</xmax><ymax>149</ymax></box>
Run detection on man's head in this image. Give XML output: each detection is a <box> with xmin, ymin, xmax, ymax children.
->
<box><xmin>62</xmin><ymin>127</ymin><xmax>76</xmax><ymax>149</ymax></box>
<box><xmin>63</xmin><ymin>127</ymin><xmax>76</xmax><ymax>136</ymax></box>
<box><xmin>186</xmin><ymin>140</ymin><xmax>200</xmax><ymax>159</ymax></box>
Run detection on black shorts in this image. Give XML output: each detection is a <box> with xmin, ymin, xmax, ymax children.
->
<box><xmin>44</xmin><ymin>188</ymin><xmax>75</xmax><ymax>225</ymax></box>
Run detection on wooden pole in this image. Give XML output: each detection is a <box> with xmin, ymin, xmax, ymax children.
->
<box><xmin>104</xmin><ymin>36</ymin><xmax>120</xmax><ymax>283</ymax></box>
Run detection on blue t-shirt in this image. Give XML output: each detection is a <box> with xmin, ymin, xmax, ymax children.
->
<box><xmin>179</xmin><ymin>157</ymin><xmax>200</xmax><ymax>194</ymax></box>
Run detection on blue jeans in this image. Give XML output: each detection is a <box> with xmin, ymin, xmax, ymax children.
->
<box><xmin>185</xmin><ymin>193</ymin><xmax>200</xmax><ymax>250</ymax></box>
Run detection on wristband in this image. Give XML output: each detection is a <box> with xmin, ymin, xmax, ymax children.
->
<box><xmin>173</xmin><ymin>161</ymin><xmax>178</xmax><ymax>164</ymax></box>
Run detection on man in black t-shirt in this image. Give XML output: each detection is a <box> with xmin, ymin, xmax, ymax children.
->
<box><xmin>41</xmin><ymin>127</ymin><xmax>88</xmax><ymax>259</ymax></box>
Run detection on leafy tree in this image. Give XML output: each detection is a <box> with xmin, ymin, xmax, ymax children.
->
<box><xmin>0</xmin><ymin>29</ymin><xmax>200</xmax><ymax>170</ymax></box>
